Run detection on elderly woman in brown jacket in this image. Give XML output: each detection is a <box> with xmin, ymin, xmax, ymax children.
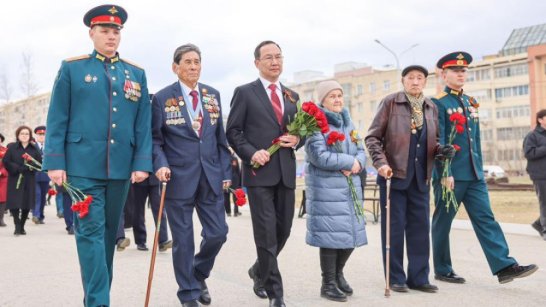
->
<box><xmin>365</xmin><ymin>65</ymin><xmax>454</xmax><ymax>293</ymax></box>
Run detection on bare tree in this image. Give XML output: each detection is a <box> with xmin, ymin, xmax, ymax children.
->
<box><xmin>20</xmin><ymin>52</ymin><xmax>39</xmax><ymax>98</ymax></box>
<box><xmin>0</xmin><ymin>69</ymin><xmax>13</xmax><ymax>103</ymax></box>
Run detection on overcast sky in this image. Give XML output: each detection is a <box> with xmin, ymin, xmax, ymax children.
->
<box><xmin>1</xmin><ymin>0</ymin><xmax>545</xmax><ymax>108</ymax></box>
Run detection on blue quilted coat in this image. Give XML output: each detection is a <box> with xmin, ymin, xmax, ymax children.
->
<box><xmin>304</xmin><ymin>107</ymin><xmax>367</xmax><ymax>248</ymax></box>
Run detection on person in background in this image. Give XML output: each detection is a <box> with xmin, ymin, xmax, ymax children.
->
<box><xmin>224</xmin><ymin>151</ymin><xmax>242</xmax><ymax>217</ymax></box>
<box><xmin>0</xmin><ymin>133</ymin><xmax>8</xmax><ymax>227</ymax></box>
<box><xmin>523</xmin><ymin>108</ymin><xmax>546</xmax><ymax>241</ymax></box>
<box><xmin>32</xmin><ymin>125</ymin><xmax>50</xmax><ymax>225</ymax></box>
<box><xmin>305</xmin><ymin>80</ymin><xmax>367</xmax><ymax>302</ymax></box>
<box><xmin>3</xmin><ymin>126</ymin><xmax>42</xmax><ymax>235</ymax></box>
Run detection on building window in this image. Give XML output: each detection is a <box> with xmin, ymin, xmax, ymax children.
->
<box><xmin>369</xmin><ymin>82</ymin><xmax>376</xmax><ymax>94</ymax></box>
<box><xmin>494</xmin><ymin>63</ymin><xmax>528</xmax><ymax>78</ymax></box>
<box><xmin>356</xmin><ymin>84</ymin><xmax>363</xmax><ymax>96</ymax></box>
<box><xmin>497</xmin><ymin>126</ymin><xmax>531</xmax><ymax>140</ymax></box>
<box><xmin>370</xmin><ymin>100</ymin><xmax>377</xmax><ymax>112</ymax></box>
<box><xmin>467</xmin><ymin>68</ymin><xmax>491</xmax><ymax>82</ymax></box>
<box><xmin>357</xmin><ymin>102</ymin><xmax>363</xmax><ymax>112</ymax></box>
<box><xmin>383</xmin><ymin>80</ymin><xmax>390</xmax><ymax>92</ymax></box>
<box><xmin>495</xmin><ymin>85</ymin><xmax>529</xmax><ymax>100</ymax></box>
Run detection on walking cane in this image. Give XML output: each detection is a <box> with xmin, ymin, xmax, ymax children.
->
<box><xmin>145</xmin><ymin>181</ymin><xmax>167</xmax><ymax>307</ymax></box>
<box><xmin>384</xmin><ymin>170</ymin><xmax>393</xmax><ymax>298</ymax></box>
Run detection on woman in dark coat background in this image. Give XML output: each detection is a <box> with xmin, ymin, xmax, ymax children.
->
<box><xmin>3</xmin><ymin>126</ymin><xmax>42</xmax><ymax>235</ymax></box>
<box><xmin>0</xmin><ymin>133</ymin><xmax>8</xmax><ymax>227</ymax></box>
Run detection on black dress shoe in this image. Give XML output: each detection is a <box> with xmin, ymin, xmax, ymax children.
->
<box><xmin>20</xmin><ymin>229</ymin><xmax>26</xmax><ymax>235</ymax></box>
<box><xmin>137</xmin><ymin>244</ymin><xmax>149</xmax><ymax>251</ymax></box>
<box><xmin>182</xmin><ymin>299</ymin><xmax>200</xmax><ymax>307</ymax></box>
<box><xmin>435</xmin><ymin>271</ymin><xmax>466</xmax><ymax>284</ymax></box>
<box><xmin>159</xmin><ymin>240</ymin><xmax>173</xmax><ymax>252</ymax></box>
<box><xmin>248</xmin><ymin>268</ymin><xmax>267</xmax><ymax>299</ymax></box>
<box><xmin>198</xmin><ymin>280</ymin><xmax>211</xmax><ymax>305</ymax></box>
<box><xmin>531</xmin><ymin>221</ymin><xmax>543</xmax><ymax>236</ymax></box>
<box><xmin>409</xmin><ymin>283</ymin><xmax>438</xmax><ymax>293</ymax></box>
<box><xmin>390</xmin><ymin>283</ymin><xmax>409</xmax><ymax>292</ymax></box>
<box><xmin>497</xmin><ymin>264</ymin><xmax>538</xmax><ymax>284</ymax></box>
<box><xmin>269</xmin><ymin>297</ymin><xmax>286</xmax><ymax>307</ymax></box>
<box><xmin>67</xmin><ymin>227</ymin><xmax>75</xmax><ymax>235</ymax></box>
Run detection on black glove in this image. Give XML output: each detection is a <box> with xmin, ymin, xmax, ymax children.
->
<box><xmin>435</xmin><ymin>145</ymin><xmax>456</xmax><ymax>160</ymax></box>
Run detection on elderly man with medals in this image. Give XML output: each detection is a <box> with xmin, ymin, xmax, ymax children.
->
<box><xmin>152</xmin><ymin>43</ymin><xmax>231</xmax><ymax>307</ymax></box>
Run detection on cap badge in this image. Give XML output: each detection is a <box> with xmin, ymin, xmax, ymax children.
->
<box><xmin>108</xmin><ymin>6</ymin><xmax>118</xmax><ymax>15</ymax></box>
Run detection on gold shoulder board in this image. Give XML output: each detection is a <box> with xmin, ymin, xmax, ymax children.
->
<box><xmin>121</xmin><ymin>58</ymin><xmax>144</xmax><ymax>70</ymax></box>
<box><xmin>65</xmin><ymin>54</ymin><xmax>90</xmax><ymax>62</ymax></box>
<box><xmin>435</xmin><ymin>91</ymin><xmax>448</xmax><ymax>99</ymax></box>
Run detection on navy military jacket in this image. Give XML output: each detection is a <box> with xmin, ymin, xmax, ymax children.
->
<box><xmin>152</xmin><ymin>82</ymin><xmax>231</xmax><ymax>200</ymax></box>
<box><xmin>43</xmin><ymin>50</ymin><xmax>153</xmax><ymax>179</ymax></box>
<box><xmin>432</xmin><ymin>86</ymin><xmax>483</xmax><ymax>181</ymax></box>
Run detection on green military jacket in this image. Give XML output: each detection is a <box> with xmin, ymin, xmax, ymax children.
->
<box><xmin>43</xmin><ymin>50</ymin><xmax>152</xmax><ymax>179</ymax></box>
<box><xmin>432</xmin><ymin>86</ymin><xmax>484</xmax><ymax>181</ymax></box>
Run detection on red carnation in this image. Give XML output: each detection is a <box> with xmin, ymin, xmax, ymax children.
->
<box><xmin>302</xmin><ymin>102</ymin><xmax>312</xmax><ymax>112</ymax></box>
<box><xmin>233</xmin><ymin>188</ymin><xmax>245</xmax><ymax>199</ymax></box>
<box><xmin>453</xmin><ymin>144</ymin><xmax>461</xmax><ymax>151</ymax></box>
<box><xmin>22</xmin><ymin>153</ymin><xmax>33</xmax><ymax>162</ymax></box>
<box><xmin>236</xmin><ymin>197</ymin><xmax>247</xmax><ymax>206</ymax></box>
<box><xmin>455</xmin><ymin>125</ymin><xmax>464</xmax><ymax>134</ymax></box>
<box><xmin>47</xmin><ymin>189</ymin><xmax>57</xmax><ymax>196</ymax></box>
<box><xmin>327</xmin><ymin>131</ymin><xmax>345</xmax><ymax>145</ymax></box>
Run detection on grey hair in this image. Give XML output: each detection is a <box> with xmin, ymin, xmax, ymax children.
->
<box><xmin>173</xmin><ymin>43</ymin><xmax>201</xmax><ymax>63</ymax></box>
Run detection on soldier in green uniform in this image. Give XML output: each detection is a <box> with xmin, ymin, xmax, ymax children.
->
<box><xmin>431</xmin><ymin>51</ymin><xmax>537</xmax><ymax>285</ymax></box>
<box><xmin>43</xmin><ymin>5</ymin><xmax>152</xmax><ymax>307</ymax></box>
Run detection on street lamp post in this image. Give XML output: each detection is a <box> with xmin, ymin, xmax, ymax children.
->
<box><xmin>374</xmin><ymin>39</ymin><xmax>419</xmax><ymax>71</ymax></box>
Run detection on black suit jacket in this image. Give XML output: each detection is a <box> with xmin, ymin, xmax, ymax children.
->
<box><xmin>226</xmin><ymin>79</ymin><xmax>300</xmax><ymax>189</ymax></box>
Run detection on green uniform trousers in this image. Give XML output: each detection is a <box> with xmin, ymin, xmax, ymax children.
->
<box><xmin>70</xmin><ymin>176</ymin><xmax>131</xmax><ymax>307</ymax></box>
<box><xmin>432</xmin><ymin>179</ymin><xmax>516</xmax><ymax>276</ymax></box>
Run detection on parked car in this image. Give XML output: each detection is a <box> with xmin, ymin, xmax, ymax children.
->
<box><xmin>483</xmin><ymin>165</ymin><xmax>508</xmax><ymax>183</ymax></box>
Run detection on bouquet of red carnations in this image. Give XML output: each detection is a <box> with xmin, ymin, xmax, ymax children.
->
<box><xmin>253</xmin><ymin>101</ymin><xmax>329</xmax><ymax>168</ymax></box>
<box><xmin>440</xmin><ymin>108</ymin><xmax>466</xmax><ymax>212</ymax></box>
<box><xmin>16</xmin><ymin>153</ymin><xmax>42</xmax><ymax>189</ymax></box>
<box><xmin>326</xmin><ymin>131</ymin><xmax>365</xmax><ymax>221</ymax></box>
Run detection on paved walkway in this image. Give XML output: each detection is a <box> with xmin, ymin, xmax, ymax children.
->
<box><xmin>1</xmin><ymin>204</ymin><xmax>545</xmax><ymax>307</ymax></box>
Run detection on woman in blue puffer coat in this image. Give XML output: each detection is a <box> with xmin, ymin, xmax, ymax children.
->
<box><xmin>305</xmin><ymin>80</ymin><xmax>367</xmax><ymax>302</ymax></box>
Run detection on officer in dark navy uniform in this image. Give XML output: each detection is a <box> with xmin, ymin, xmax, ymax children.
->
<box><xmin>32</xmin><ymin>125</ymin><xmax>50</xmax><ymax>224</ymax></box>
<box><xmin>366</xmin><ymin>65</ymin><xmax>442</xmax><ymax>293</ymax></box>
<box><xmin>431</xmin><ymin>52</ymin><xmax>537</xmax><ymax>285</ymax></box>
<box><xmin>43</xmin><ymin>5</ymin><xmax>152</xmax><ymax>307</ymax></box>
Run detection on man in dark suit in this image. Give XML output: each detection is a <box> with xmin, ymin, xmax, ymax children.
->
<box><xmin>152</xmin><ymin>43</ymin><xmax>231</xmax><ymax>307</ymax></box>
<box><xmin>226</xmin><ymin>40</ymin><xmax>300</xmax><ymax>307</ymax></box>
<box><xmin>32</xmin><ymin>125</ymin><xmax>50</xmax><ymax>224</ymax></box>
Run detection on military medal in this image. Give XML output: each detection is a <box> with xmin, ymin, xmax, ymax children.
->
<box><xmin>192</xmin><ymin>120</ymin><xmax>201</xmax><ymax>131</ymax></box>
<box><xmin>84</xmin><ymin>74</ymin><xmax>92</xmax><ymax>83</ymax></box>
<box><xmin>92</xmin><ymin>76</ymin><xmax>98</xmax><ymax>83</ymax></box>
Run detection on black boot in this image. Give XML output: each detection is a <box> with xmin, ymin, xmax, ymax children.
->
<box><xmin>320</xmin><ymin>248</ymin><xmax>347</xmax><ymax>302</ymax></box>
<box><xmin>336</xmin><ymin>248</ymin><xmax>354</xmax><ymax>296</ymax></box>
<box><xmin>19</xmin><ymin>210</ymin><xmax>29</xmax><ymax>235</ymax></box>
<box><xmin>0</xmin><ymin>204</ymin><xmax>6</xmax><ymax>227</ymax></box>
<box><xmin>12</xmin><ymin>210</ymin><xmax>21</xmax><ymax>235</ymax></box>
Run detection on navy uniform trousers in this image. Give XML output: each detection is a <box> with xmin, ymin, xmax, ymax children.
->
<box><xmin>165</xmin><ymin>170</ymin><xmax>228</xmax><ymax>303</ymax></box>
<box><xmin>432</xmin><ymin>179</ymin><xmax>516</xmax><ymax>275</ymax></box>
<box><xmin>378</xmin><ymin>126</ymin><xmax>431</xmax><ymax>287</ymax></box>
<box><xmin>70</xmin><ymin>176</ymin><xmax>131</xmax><ymax>307</ymax></box>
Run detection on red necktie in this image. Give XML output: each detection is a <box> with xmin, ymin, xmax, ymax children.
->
<box><xmin>268</xmin><ymin>84</ymin><xmax>283</xmax><ymax>125</ymax></box>
<box><xmin>189</xmin><ymin>90</ymin><xmax>202</xmax><ymax>136</ymax></box>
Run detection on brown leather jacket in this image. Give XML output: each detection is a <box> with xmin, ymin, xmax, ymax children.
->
<box><xmin>365</xmin><ymin>91</ymin><xmax>439</xmax><ymax>180</ymax></box>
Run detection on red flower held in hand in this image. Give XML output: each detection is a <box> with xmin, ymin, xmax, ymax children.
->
<box><xmin>233</xmin><ymin>188</ymin><xmax>245</xmax><ymax>199</ymax></box>
<box><xmin>453</xmin><ymin>144</ymin><xmax>461</xmax><ymax>151</ymax></box>
<box><xmin>47</xmin><ymin>189</ymin><xmax>57</xmax><ymax>196</ymax></box>
<box><xmin>326</xmin><ymin>131</ymin><xmax>345</xmax><ymax>145</ymax></box>
<box><xmin>455</xmin><ymin>125</ymin><xmax>464</xmax><ymax>134</ymax></box>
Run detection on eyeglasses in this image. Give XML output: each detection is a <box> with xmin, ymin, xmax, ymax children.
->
<box><xmin>260</xmin><ymin>55</ymin><xmax>283</xmax><ymax>62</ymax></box>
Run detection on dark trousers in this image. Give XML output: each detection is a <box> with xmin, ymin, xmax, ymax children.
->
<box><xmin>34</xmin><ymin>181</ymin><xmax>50</xmax><ymax>220</ymax></box>
<box><xmin>380</xmin><ymin>178</ymin><xmax>431</xmax><ymax>287</ymax></box>
<box><xmin>432</xmin><ymin>179</ymin><xmax>516</xmax><ymax>275</ymax></box>
<box><xmin>132</xmin><ymin>184</ymin><xmax>169</xmax><ymax>244</ymax></box>
<box><xmin>533</xmin><ymin>179</ymin><xmax>546</xmax><ymax>234</ymax></box>
<box><xmin>247</xmin><ymin>184</ymin><xmax>295</xmax><ymax>299</ymax></box>
<box><xmin>62</xmin><ymin>192</ymin><xmax>74</xmax><ymax>231</ymax></box>
<box><xmin>223</xmin><ymin>191</ymin><xmax>239</xmax><ymax>215</ymax></box>
<box><xmin>166</xmin><ymin>173</ymin><xmax>228</xmax><ymax>303</ymax></box>
<box><xmin>11</xmin><ymin>209</ymin><xmax>30</xmax><ymax>232</ymax></box>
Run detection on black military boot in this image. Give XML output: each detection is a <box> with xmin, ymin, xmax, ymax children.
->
<box><xmin>320</xmin><ymin>248</ymin><xmax>347</xmax><ymax>302</ymax></box>
<box><xmin>12</xmin><ymin>211</ymin><xmax>21</xmax><ymax>235</ymax></box>
<box><xmin>19</xmin><ymin>210</ymin><xmax>29</xmax><ymax>235</ymax></box>
<box><xmin>336</xmin><ymin>248</ymin><xmax>354</xmax><ymax>295</ymax></box>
